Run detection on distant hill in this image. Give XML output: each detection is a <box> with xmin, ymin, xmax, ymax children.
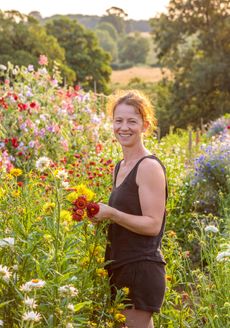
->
<box><xmin>41</xmin><ymin>14</ymin><xmax>151</xmax><ymax>33</ymax></box>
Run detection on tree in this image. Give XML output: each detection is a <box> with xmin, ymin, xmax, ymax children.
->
<box><xmin>0</xmin><ymin>10</ymin><xmax>75</xmax><ymax>84</ymax></box>
<box><xmin>95</xmin><ymin>29</ymin><xmax>118</xmax><ymax>62</ymax></box>
<box><xmin>28</xmin><ymin>11</ymin><xmax>43</xmax><ymax>21</ymax></box>
<box><xmin>150</xmin><ymin>0</ymin><xmax>230</xmax><ymax>129</ymax></box>
<box><xmin>119</xmin><ymin>33</ymin><xmax>150</xmax><ymax>64</ymax></box>
<box><xmin>45</xmin><ymin>17</ymin><xmax>112</xmax><ymax>93</ymax></box>
<box><xmin>100</xmin><ymin>6</ymin><xmax>127</xmax><ymax>34</ymax></box>
<box><xmin>95</xmin><ymin>21</ymin><xmax>118</xmax><ymax>40</ymax></box>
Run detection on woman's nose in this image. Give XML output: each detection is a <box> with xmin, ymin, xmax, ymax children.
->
<box><xmin>120</xmin><ymin>122</ymin><xmax>129</xmax><ymax>130</ymax></box>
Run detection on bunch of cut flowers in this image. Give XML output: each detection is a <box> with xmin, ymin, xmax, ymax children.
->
<box><xmin>66</xmin><ymin>184</ymin><xmax>100</xmax><ymax>222</ymax></box>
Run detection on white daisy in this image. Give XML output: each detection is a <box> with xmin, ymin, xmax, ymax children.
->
<box><xmin>35</xmin><ymin>156</ymin><xmax>51</xmax><ymax>171</ymax></box>
<box><xmin>204</xmin><ymin>225</ymin><xmax>219</xmax><ymax>233</ymax></box>
<box><xmin>20</xmin><ymin>283</ymin><xmax>32</xmax><ymax>292</ymax></box>
<box><xmin>216</xmin><ymin>251</ymin><xmax>230</xmax><ymax>262</ymax></box>
<box><xmin>67</xmin><ymin>303</ymin><xmax>75</xmax><ymax>312</ymax></box>
<box><xmin>0</xmin><ymin>265</ymin><xmax>12</xmax><ymax>282</ymax></box>
<box><xmin>66</xmin><ymin>324</ymin><xmax>74</xmax><ymax>328</ymax></box>
<box><xmin>24</xmin><ymin>297</ymin><xmax>37</xmax><ymax>309</ymax></box>
<box><xmin>56</xmin><ymin>169</ymin><xmax>68</xmax><ymax>180</ymax></box>
<box><xmin>20</xmin><ymin>279</ymin><xmax>46</xmax><ymax>292</ymax></box>
<box><xmin>0</xmin><ymin>319</ymin><xmax>3</xmax><ymax>326</ymax></box>
<box><xmin>0</xmin><ymin>65</ymin><xmax>7</xmax><ymax>71</ymax></box>
<box><xmin>62</xmin><ymin>181</ymin><xmax>69</xmax><ymax>188</ymax></box>
<box><xmin>22</xmin><ymin>311</ymin><xmax>41</xmax><ymax>322</ymax></box>
<box><xmin>0</xmin><ymin>237</ymin><xmax>15</xmax><ymax>247</ymax></box>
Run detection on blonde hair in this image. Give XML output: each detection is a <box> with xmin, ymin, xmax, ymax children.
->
<box><xmin>107</xmin><ymin>89</ymin><xmax>157</xmax><ymax>134</ymax></box>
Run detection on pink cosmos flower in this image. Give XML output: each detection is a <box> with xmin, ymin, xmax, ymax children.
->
<box><xmin>38</xmin><ymin>55</ymin><xmax>48</xmax><ymax>66</ymax></box>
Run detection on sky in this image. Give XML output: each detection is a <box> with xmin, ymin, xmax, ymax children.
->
<box><xmin>0</xmin><ymin>0</ymin><xmax>170</xmax><ymax>20</ymax></box>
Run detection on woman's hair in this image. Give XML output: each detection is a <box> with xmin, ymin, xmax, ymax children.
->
<box><xmin>107</xmin><ymin>89</ymin><xmax>157</xmax><ymax>134</ymax></box>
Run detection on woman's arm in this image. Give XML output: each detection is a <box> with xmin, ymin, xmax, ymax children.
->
<box><xmin>95</xmin><ymin>159</ymin><xmax>166</xmax><ymax>236</ymax></box>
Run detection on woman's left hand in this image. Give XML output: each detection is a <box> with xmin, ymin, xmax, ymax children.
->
<box><xmin>92</xmin><ymin>203</ymin><xmax>114</xmax><ymax>222</ymax></box>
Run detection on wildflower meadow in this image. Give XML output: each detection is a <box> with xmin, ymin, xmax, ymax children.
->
<box><xmin>0</xmin><ymin>60</ymin><xmax>229</xmax><ymax>327</ymax></box>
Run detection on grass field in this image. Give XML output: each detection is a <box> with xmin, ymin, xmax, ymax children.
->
<box><xmin>110</xmin><ymin>66</ymin><xmax>171</xmax><ymax>85</ymax></box>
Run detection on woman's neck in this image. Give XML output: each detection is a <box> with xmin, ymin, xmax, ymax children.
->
<box><xmin>122</xmin><ymin>145</ymin><xmax>151</xmax><ymax>165</ymax></box>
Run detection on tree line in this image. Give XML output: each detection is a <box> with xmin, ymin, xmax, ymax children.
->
<box><xmin>0</xmin><ymin>8</ymin><xmax>152</xmax><ymax>93</ymax></box>
<box><xmin>0</xmin><ymin>1</ymin><xmax>230</xmax><ymax>133</ymax></box>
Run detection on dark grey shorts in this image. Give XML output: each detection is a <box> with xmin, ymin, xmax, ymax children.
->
<box><xmin>108</xmin><ymin>261</ymin><xmax>166</xmax><ymax>313</ymax></box>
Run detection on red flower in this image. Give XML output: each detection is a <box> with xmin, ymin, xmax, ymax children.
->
<box><xmin>74</xmin><ymin>85</ymin><xmax>80</xmax><ymax>92</ymax></box>
<box><xmin>86</xmin><ymin>202</ymin><xmax>100</xmax><ymax>218</ymax></box>
<box><xmin>72</xmin><ymin>212</ymin><xmax>83</xmax><ymax>222</ymax></box>
<box><xmin>18</xmin><ymin>103</ymin><xmax>28</xmax><ymax>111</ymax></box>
<box><xmin>73</xmin><ymin>196</ymin><xmax>87</xmax><ymax>209</ymax></box>
<box><xmin>30</xmin><ymin>102</ymin><xmax>36</xmax><ymax>108</ymax></box>
<box><xmin>11</xmin><ymin>138</ymin><xmax>19</xmax><ymax>148</ymax></box>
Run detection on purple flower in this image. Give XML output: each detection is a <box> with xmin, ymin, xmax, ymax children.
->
<box><xmin>27</xmin><ymin>65</ymin><xmax>34</xmax><ymax>72</ymax></box>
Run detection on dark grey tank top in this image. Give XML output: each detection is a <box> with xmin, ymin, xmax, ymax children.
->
<box><xmin>105</xmin><ymin>155</ymin><xmax>168</xmax><ymax>269</ymax></box>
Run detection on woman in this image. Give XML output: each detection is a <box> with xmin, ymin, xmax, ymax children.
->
<box><xmin>94</xmin><ymin>90</ymin><xmax>168</xmax><ymax>328</ymax></box>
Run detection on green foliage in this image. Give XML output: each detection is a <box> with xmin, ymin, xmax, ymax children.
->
<box><xmin>45</xmin><ymin>17</ymin><xmax>112</xmax><ymax>93</ymax></box>
<box><xmin>150</xmin><ymin>0</ymin><xmax>230</xmax><ymax>129</ymax></box>
<box><xmin>119</xmin><ymin>33</ymin><xmax>150</xmax><ymax>64</ymax></box>
<box><xmin>100</xmin><ymin>14</ymin><xmax>125</xmax><ymax>34</ymax></box>
<box><xmin>96</xmin><ymin>21</ymin><xmax>118</xmax><ymax>40</ymax></box>
<box><xmin>0</xmin><ymin>10</ymin><xmax>75</xmax><ymax>84</ymax></box>
<box><xmin>95</xmin><ymin>29</ymin><xmax>118</xmax><ymax>62</ymax></box>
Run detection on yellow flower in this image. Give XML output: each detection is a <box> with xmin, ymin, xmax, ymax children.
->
<box><xmin>43</xmin><ymin>234</ymin><xmax>52</xmax><ymax>242</ymax></box>
<box><xmin>167</xmin><ymin>230</ymin><xmax>177</xmax><ymax>238</ymax></box>
<box><xmin>69</xmin><ymin>184</ymin><xmax>95</xmax><ymax>201</ymax></box>
<box><xmin>96</xmin><ymin>268</ymin><xmax>108</xmax><ymax>277</ymax></box>
<box><xmin>6</xmin><ymin>174</ymin><xmax>13</xmax><ymax>180</ymax></box>
<box><xmin>96</xmin><ymin>257</ymin><xmax>104</xmax><ymax>264</ymax></box>
<box><xmin>11</xmin><ymin>190</ymin><xmax>21</xmax><ymax>198</ymax></box>
<box><xmin>80</xmin><ymin>257</ymin><xmax>89</xmax><ymax>267</ymax></box>
<box><xmin>66</xmin><ymin>191</ymin><xmax>78</xmax><ymax>203</ymax></box>
<box><xmin>89</xmin><ymin>245</ymin><xmax>103</xmax><ymax>256</ymax></box>
<box><xmin>60</xmin><ymin>210</ymin><xmax>72</xmax><ymax>223</ymax></box>
<box><xmin>117</xmin><ymin>303</ymin><xmax>126</xmax><ymax>310</ymax></box>
<box><xmin>114</xmin><ymin>313</ymin><xmax>126</xmax><ymax>323</ymax></box>
<box><xmin>122</xmin><ymin>287</ymin><xmax>129</xmax><ymax>296</ymax></box>
<box><xmin>42</xmin><ymin>202</ymin><xmax>55</xmax><ymax>213</ymax></box>
<box><xmin>9</xmin><ymin>168</ymin><xmax>23</xmax><ymax>177</ymax></box>
<box><xmin>87</xmin><ymin>322</ymin><xmax>97</xmax><ymax>327</ymax></box>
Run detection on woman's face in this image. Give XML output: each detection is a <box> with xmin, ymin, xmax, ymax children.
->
<box><xmin>113</xmin><ymin>103</ymin><xmax>146</xmax><ymax>147</ymax></box>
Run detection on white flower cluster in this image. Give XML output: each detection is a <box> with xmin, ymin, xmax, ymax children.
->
<box><xmin>35</xmin><ymin>156</ymin><xmax>51</xmax><ymax>172</ymax></box>
<box><xmin>58</xmin><ymin>285</ymin><xmax>78</xmax><ymax>297</ymax></box>
<box><xmin>204</xmin><ymin>225</ymin><xmax>219</xmax><ymax>233</ymax></box>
